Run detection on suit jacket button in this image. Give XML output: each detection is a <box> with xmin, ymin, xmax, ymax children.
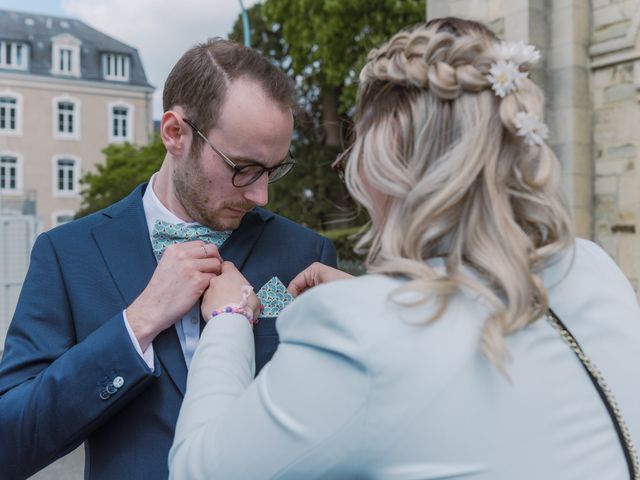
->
<box><xmin>113</xmin><ymin>376</ymin><xmax>124</xmax><ymax>389</ymax></box>
<box><xmin>106</xmin><ymin>384</ymin><xmax>117</xmax><ymax>394</ymax></box>
<box><xmin>99</xmin><ymin>389</ymin><xmax>111</xmax><ymax>400</ymax></box>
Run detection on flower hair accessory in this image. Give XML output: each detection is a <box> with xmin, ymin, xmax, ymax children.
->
<box><xmin>487</xmin><ymin>41</ymin><xmax>541</xmax><ymax>98</ymax></box>
<box><xmin>513</xmin><ymin>111</ymin><xmax>549</xmax><ymax>146</ymax></box>
<box><xmin>494</xmin><ymin>41</ymin><xmax>541</xmax><ymax>65</ymax></box>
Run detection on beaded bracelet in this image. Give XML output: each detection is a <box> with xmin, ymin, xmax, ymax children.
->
<box><xmin>208</xmin><ymin>285</ymin><xmax>262</xmax><ymax>325</ymax></box>
<box><xmin>210</xmin><ymin>305</ymin><xmax>258</xmax><ymax>324</ymax></box>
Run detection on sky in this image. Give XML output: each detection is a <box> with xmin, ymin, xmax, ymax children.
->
<box><xmin>0</xmin><ymin>0</ymin><xmax>260</xmax><ymax>119</ymax></box>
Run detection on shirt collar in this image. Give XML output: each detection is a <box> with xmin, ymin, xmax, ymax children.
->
<box><xmin>142</xmin><ymin>173</ymin><xmax>198</xmax><ymax>238</ymax></box>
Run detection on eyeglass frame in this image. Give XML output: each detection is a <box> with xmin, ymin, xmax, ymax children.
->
<box><xmin>182</xmin><ymin>117</ymin><xmax>295</xmax><ymax>188</ymax></box>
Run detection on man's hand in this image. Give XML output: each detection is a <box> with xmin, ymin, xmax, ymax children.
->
<box><xmin>201</xmin><ymin>262</ymin><xmax>261</xmax><ymax>322</ymax></box>
<box><xmin>287</xmin><ymin>262</ymin><xmax>353</xmax><ymax>297</ymax></box>
<box><xmin>126</xmin><ymin>241</ymin><xmax>222</xmax><ymax>351</ymax></box>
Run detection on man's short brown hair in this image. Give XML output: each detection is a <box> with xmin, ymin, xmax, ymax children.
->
<box><xmin>163</xmin><ymin>38</ymin><xmax>296</xmax><ymax>155</ymax></box>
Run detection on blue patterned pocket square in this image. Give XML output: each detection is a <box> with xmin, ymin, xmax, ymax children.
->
<box><xmin>256</xmin><ymin>276</ymin><xmax>294</xmax><ymax>317</ymax></box>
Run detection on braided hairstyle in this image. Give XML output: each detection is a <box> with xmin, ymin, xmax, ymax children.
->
<box><xmin>345</xmin><ymin>17</ymin><xmax>574</xmax><ymax>369</ymax></box>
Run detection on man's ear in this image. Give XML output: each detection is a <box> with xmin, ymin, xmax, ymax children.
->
<box><xmin>160</xmin><ymin>110</ymin><xmax>187</xmax><ymax>156</ymax></box>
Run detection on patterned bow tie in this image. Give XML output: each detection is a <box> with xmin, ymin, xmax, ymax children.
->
<box><xmin>151</xmin><ymin>220</ymin><xmax>231</xmax><ymax>261</ymax></box>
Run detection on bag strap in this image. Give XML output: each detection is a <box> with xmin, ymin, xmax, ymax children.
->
<box><xmin>547</xmin><ymin>308</ymin><xmax>639</xmax><ymax>480</ymax></box>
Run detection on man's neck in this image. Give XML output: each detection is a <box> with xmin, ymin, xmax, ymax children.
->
<box><xmin>153</xmin><ymin>162</ymin><xmax>194</xmax><ymax>223</ymax></box>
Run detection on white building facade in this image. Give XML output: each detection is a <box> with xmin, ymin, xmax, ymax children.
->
<box><xmin>0</xmin><ymin>9</ymin><xmax>154</xmax><ymax>230</ymax></box>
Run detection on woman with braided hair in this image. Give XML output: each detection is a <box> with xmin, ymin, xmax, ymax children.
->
<box><xmin>170</xmin><ymin>18</ymin><xmax>640</xmax><ymax>479</ymax></box>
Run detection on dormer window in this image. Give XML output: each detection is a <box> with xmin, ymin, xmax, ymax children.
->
<box><xmin>58</xmin><ymin>48</ymin><xmax>73</xmax><ymax>73</ymax></box>
<box><xmin>51</xmin><ymin>34</ymin><xmax>81</xmax><ymax>77</ymax></box>
<box><xmin>0</xmin><ymin>41</ymin><xmax>29</xmax><ymax>70</ymax></box>
<box><xmin>102</xmin><ymin>53</ymin><xmax>130</xmax><ymax>82</ymax></box>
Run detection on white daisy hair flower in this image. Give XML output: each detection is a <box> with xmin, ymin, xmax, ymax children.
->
<box><xmin>494</xmin><ymin>41</ymin><xmax>541</xmax><ymax>66</ymax></box>
<box><xmin>513</xmin><ymin>111</ymin><xmax>549</xmax><ymax>146</ymax></box>
<box><xmin>487</xmin><ymin>59</ymin><xmax>528</xmax><ymax>98</ymax></box>
<box><xmin>486</xmin><ymin>41</ymin><xmax>541</xmax><ymax>98</ymax></box>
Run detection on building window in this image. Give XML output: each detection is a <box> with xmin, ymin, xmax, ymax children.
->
<box><xmin>0</xmin><ymin>94</ymin><xmax>21</xmax><ymax>135</ymax></box>
<box><xmin>0</xmin><ymin>97</ymin><xmax>17</xmax><ymax>132</ymax></box>
<box><xmin>53</xmin><ymin>156</ymin><xmax>80</xmax><ymax>195</ymax></box>
<box><xmin>51</xmin><ymin>34</ymin><xmax>81</xmax><ymax>77</ymax></box>
<box><xmin>58</xmin><ymin>102</ymin><xmax>74</xmax><ymax>134</ymax></box>
<box><xmin>102</xmin><ymin>53</ymin><xmax>130</xmax><ymax>81</ymax></box>
<box><xmin>0</xmin><ymin>41</ymin><xmax>29</xmax><ymax>70</ymax></box>
<box><xmin>57</xmin><ymin>158</ymin><xmax>75</xmax><ymax>192</ymax></box>
<box><xmin>59</xmin><ymin>48</ymin><xmax>72</xmax><ymax>73</ymax></box>
<box><xmin>108</xmin><ymin>102</ymin><xmax>134</xmax><ymax>143</ymax></box>
<box><xmin>112</xmin><ymin>106</ymin><xmax>128</xmax><ymax>138</ymax></box>
<box><xmin>0</xmin><ymin>154</ymin><xmax>21</xmax><ymax>192</ymax></box>
<box><xmin>53</xmin><ymin>96</ymin><xmax>80</xmax><ymax>139</ymax></box>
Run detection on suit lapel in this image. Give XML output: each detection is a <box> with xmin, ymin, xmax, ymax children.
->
<box><xmin>219</xmin><ymin>208</ymin><xmax>271</xmax><ymax>269</ymax></box>
<box><xmin>92</xmin><ymin>185</ymin><xmax>156</xmax><ymax>306</ymax></box>
<box><xmin>92</xmin><ymin>184</ymin><xmax>188</xmax><ymax>396</ymax></box>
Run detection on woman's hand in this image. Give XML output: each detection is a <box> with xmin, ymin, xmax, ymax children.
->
<box><xmin>201</xmin><ymin>261</ymin><xmax>261</xmax><ymax>322</ymax></box>
<box><xmin>287</xmin><ymin>262</ymin><xmax>354</xmax><ymax>297</ymax></box>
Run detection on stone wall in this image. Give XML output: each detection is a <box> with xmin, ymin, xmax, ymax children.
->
<box><xmin>591</xmin><ymin>0</ymin><xmax>640</xmax><ymax>291</ymax></box>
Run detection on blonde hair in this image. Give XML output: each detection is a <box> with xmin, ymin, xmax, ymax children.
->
<box><xmin>345</xmin><ymin>18</ymin><xmax>574</xmax><ymax>368</ymax></box>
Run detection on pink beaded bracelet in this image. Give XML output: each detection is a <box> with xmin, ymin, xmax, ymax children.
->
<box><xmin>210</xmin><ymin>305</ymin><xmax>258</xmax><ymax>324</ymax></box>
<box><xmin>208</xmin><ymin>285</ymin><xmax>262</xmax><ymax>325</ymax></box>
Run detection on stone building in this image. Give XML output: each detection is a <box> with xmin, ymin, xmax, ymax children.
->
<box><xmin>428</xmin><ymin>0</ymin><xmax>640</xmax><ymax>292</ymax></box>
<box><xmin>0</xmin><ymin>8</ymin><xmax>154</xmax><ymax>230</ymax></box>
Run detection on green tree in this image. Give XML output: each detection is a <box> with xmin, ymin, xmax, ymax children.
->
<box><xmin>263</xmin><ymin>0</ymin><xmax>426</xmax><ymax>145</ymax></box>
<box><xmin>76</xmin><ymin>134</ymin><xmax>165</xmax><ymax>217</ymax></box>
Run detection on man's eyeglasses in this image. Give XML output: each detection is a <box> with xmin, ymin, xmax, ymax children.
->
<box><xmin>182</xmin><ymin>117</ymin><xmax>295</xmax><ymax>188</ymax></box>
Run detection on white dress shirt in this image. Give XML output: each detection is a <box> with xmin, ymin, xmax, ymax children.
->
<box><xmin>169</xmin><ymin>239</ymin><xmax>640</xmax><ymax>479</ymax></box>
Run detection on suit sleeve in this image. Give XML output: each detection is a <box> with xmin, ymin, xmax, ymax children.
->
<box><xmin>169</xmin><ymin>281</ymin><xmax>369</xmax><ymax>480</ymax></box>
<box><xmin>0</xmin><ymin>233</ymin><xmax>158</xmax><ymax>479</ymax></box>
<box><xmin>319</xmin><ymin>236</ymin><xmax>338</xmax><ymax>268</ymax></box>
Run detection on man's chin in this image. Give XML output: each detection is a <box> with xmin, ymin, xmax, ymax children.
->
<box><xmin>209</xmin><ymin>211</ymin><xmax>247</xmax><ymax>231</ymax></box>
<box><xmin>220</xmin><ymin>218</ymin><xmax>243</xmax><ymax>231</ymax></box>
<box><xmin>196</xmin><ymin>206</ymin><xmax>252</xmax><ymax>231</ymax></box>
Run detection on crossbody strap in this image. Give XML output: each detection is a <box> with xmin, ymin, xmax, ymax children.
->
<box><xmin>547</xmin><ymin>308</ymin><xmax>639</xmax><ymax>480</ymax></box>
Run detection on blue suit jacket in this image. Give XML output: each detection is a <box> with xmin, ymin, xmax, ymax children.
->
<box><xmin>0</xmin><ymin>184</ymin><xmax>337</xmax><ymax>480</ymax></box>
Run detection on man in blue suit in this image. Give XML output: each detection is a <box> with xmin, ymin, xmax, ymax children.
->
<box><xmin>0</xmin><ymin>39</ymin><xmax>336</xmax><ymax>479</ymax></box>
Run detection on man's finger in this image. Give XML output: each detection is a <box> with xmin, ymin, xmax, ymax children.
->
<box><xmin>220</xmin><ymin>261</ymin><xmax>236</xmax><ymax>273</ymax></box>
<box><xmin>194</xmin><ymin>257</ymin><xmax>222</xmax><ymax>274</ymax></box>
<box><xmin>173</xmin><ymin>241</ymin><xmax>223</xmax><ymax>260</ymax></box>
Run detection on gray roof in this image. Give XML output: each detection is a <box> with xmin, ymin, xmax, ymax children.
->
<box><xmin>0</xmin><ymin>8</ymin><xmax>152</xmax><ymax>88</ymax></box>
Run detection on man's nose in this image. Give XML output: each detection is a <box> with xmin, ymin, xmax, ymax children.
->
<box><xmin>243</xmin><ymin>172</ymin><xmax>269</xmax><ymax>206</ymax></box>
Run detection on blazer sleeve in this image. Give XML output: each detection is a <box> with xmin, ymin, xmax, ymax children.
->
<box><xmin>0</xmin><ymin>233</ymin><xmax>158</xmax><ymax>479</ymax></box>
<box><xmin>169</xmin><ymin>280</ymin><xmax>370</xmax><ymax>480</ymax></box>
<box><xmin>319</xmin><ymin>236</ymin><xmax>338</xmax><ymax>268</ymax></box>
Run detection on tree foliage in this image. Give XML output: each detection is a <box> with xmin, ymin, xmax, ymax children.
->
<box><xmin>263</xmin><ymin>0</ymin><xmax>426</xmax><ymax>143</ymax></box>
<box><xmin>76</xmin><ymin>134</ymin><xmax>165</xmax><ymax>218</ymax></box>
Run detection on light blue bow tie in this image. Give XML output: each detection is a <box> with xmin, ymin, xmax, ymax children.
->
<box><xmin>151</xmin><ymin>220</ymin><xmax>231</xmax><ymax>261</ymax></box>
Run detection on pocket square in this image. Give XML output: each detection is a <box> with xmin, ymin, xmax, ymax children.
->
<box><xmin>256</xmin><ymin>276</ymin><xmax>294</xmax><ymax>317</ymax></box>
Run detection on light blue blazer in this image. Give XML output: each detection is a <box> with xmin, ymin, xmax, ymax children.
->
<box><xmin>170</xmin><ymin>239</ymin><xmax>640</xmax><ymax>479</ymax></box>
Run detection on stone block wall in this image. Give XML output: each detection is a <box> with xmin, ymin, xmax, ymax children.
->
<box><xmin>591</xmin><ymin>0</ymin><xmax>640</xmax><ymax>291</ymax></box>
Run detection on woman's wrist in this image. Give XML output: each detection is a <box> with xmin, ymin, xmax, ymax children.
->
<box><xmin>209</xmin><ymin>304</ymin><xmax>259</xmax><ymax>324</ymax></box>
<box><xmin>207</xmin><ymin>285</ymin><xmax>262</xmax><ymax>324</ymax></box>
